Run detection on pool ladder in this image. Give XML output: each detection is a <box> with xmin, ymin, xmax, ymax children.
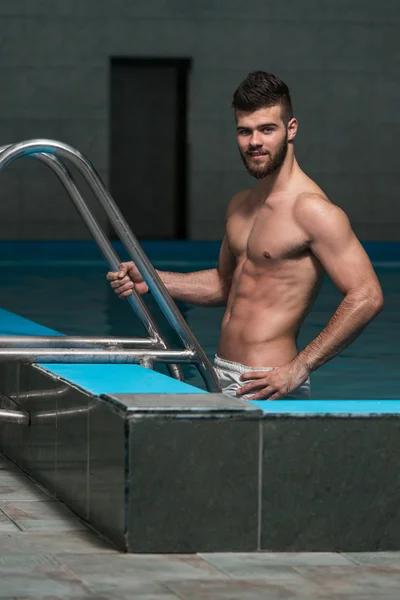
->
<box><xmin>0</xmin><ymin>139</ymin><xmax>221</xmax><ymax>403</ymax></box>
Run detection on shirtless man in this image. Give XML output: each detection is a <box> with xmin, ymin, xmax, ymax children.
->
<box><xmin>107</xmin><ymin>71</ymin><xmax>383</xmax><ymax>400</ymax></box>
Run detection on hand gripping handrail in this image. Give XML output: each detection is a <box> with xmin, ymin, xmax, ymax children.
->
<box><xmin>0</xmin><ymin>139</ymin><xmax>221</xmax><ymax>393</ymax></box>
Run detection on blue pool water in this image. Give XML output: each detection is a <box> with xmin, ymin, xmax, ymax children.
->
<box><xmin>0</xmin><ymin>241</ymin><xmax>399</xmax><ymax>400</ymax></box>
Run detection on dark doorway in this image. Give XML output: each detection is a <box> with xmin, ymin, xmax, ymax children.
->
<box><xmin>109</xmin><ymin>57</ymin><xmax>190</xmax><ymax>240</ymax></box>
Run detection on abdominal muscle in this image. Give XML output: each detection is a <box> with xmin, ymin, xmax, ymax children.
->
<box><xmin>216</xmin><ymin>258</ymin><xmax>321</xmax><ymax>368</ymax></box>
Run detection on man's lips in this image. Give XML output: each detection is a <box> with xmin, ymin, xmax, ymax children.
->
<box><xmin>248</xmin><ymin>152</ymin><xmax>268</xmax><ymax>159</ymax></box>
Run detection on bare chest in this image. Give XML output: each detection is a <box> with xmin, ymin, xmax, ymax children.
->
<box><xmin>227</xmin><ymin>207</ymin><xmax>309</xmax><ymax>265</ymax></box>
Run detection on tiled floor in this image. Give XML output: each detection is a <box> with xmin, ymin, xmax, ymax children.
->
<box><xmin>0</xmin><ymin>454</ymin><xmax>400</xmax><ymax>599</ymax></box>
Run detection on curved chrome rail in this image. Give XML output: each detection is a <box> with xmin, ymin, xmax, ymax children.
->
<box><xmin>0</xmin><ymin>143</ymin><xmax>183</xmax><ymax>381</ymax></box>
<box><xmin>0</xmin><ymin>140</ymin><xmax>221</xmax><ymax>393</ymax></box>
<box><xmin>37</xmin><ymin>151</ymin><xmax>183</xmax><ymax>382</ymax></box>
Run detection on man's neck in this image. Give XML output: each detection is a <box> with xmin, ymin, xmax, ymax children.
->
<box><xmin>256</xmin><ymin>149</ymin><xmax>298</xmax><ymax>197</ymax></box>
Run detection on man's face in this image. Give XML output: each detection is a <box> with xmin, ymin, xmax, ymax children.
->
<box><xmin>235</xmin><ymin>105</ymin><xmax>289</xmax><ymax>179</ymax></box>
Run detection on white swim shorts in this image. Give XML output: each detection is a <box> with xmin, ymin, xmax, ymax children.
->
<box><xmin>214</xmin><ymin>355</ymin><xmax>311</xmax><ymax>400</ymax></box>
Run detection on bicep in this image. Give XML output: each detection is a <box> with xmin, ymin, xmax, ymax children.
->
<box><xmin>308</xmin><ymin>206</ymin><xmax>380</xmax><ymax>296</ymax></box>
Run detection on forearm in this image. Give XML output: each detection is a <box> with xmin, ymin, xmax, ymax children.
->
<box><xmin>157</xmin><ymin>268</ymin><xmax>229</xmax><ymax>306</ymax></box>
<box><xmin>293</xmin><ymin>291</ymin><xmax>383</xmax><ymax>374</ymax></box>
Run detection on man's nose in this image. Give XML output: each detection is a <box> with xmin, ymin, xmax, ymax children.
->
<box><xmin>249</xmin><ymin>131</ymin><xmax>262</xmax><ymax>147</ymax></box>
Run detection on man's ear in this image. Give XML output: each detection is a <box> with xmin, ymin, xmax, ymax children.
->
<box><xmin>287</xmin><ymin>118</ymin><xmax>298</xmax><ymax>142</ymax></box>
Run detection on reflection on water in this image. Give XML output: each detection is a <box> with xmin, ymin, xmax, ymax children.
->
<box><xmin>0</xmin><ymin>263</ymin><xmax>399</xmax><ymax>399</ymax></box>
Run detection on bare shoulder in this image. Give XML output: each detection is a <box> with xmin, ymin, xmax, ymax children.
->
<box><xmin>226</xmin><ymin>189</ymin><xmax>252</xmax><ymax>219</ymax></box>
<box><xmin>293</xmin><ymin>192</ymin><xmax>351</xmax><ymax>240</ymax></box>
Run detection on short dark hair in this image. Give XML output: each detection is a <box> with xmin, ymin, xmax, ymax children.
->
<box><xmin>232</xmin><ymin>71</ymin><xmax>293</xmax><ymax>124</ymax></box>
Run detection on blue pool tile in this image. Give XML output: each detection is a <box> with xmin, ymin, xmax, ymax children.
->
<box><xmin>249</xmin><ymin>399</ymin><xmax>400</xmax><ymax>415</ymax></box>
<box><xmin>43</xmin><ymin>363</ymin><xmax>206</xmax><ymax>395</ymax></box>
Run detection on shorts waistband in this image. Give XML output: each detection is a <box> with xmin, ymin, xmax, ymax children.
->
<box><xmin>214</xmin><ymin>354</ymin><xmax>274</xmax><ymax>375</ymax></box>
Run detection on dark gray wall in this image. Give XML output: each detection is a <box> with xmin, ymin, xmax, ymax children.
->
<box><xmin>0</xmin><ymin>0</ymin><xmax>398</xmax><ymax>240</ymax></box>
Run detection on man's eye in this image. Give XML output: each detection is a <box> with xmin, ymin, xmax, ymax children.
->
<box><xmin>262</xmin><ymin>128</ymin><xmax>274</xmax><ymax>134</ymax></box>
<box><xmin>238</xmin><ymin>129</ymin><xmax>250</xmax><ymax>135</ymax></box>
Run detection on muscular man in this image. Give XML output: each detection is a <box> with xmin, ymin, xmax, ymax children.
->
<box><xmin>107</xmin><ymin>71</ymin><xmax>383</xmax><ymax>400</ymax></box>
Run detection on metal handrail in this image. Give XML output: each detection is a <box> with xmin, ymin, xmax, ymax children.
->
<box><xmin>0</xmin><ymin>144</ymin><xmax>182</xmax><ymax>382</ymax></box>
<box><xmin>0</xmin><ymin>336</ymin><xmax>158</xmax><ymax>348</ymax></box>
<box><xmin>0</xmin><ymin>139</ymin><xmax>221</xmax><ymax>392</ymax></box>
<box><xmin>0</xmin><ymin>348</ymin><xmax>194</xmax><ymax>364</ymax></box>
<box><xmin>36</xmin><ymin>151</ymin><xmax>184</xmax><ymax>382</ymax></box>
<box><xmin>0</xmin><ymin>394</ymin><xmax>29</xmax><ymax>425</ymax></box>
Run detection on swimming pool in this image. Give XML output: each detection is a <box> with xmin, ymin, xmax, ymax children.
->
<box><xmin>0</xmin><ymin>241</ymin><xmax>398</xmax><ymax>399</ymax></box>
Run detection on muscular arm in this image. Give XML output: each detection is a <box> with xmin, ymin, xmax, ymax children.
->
<box><xmin>159</xmin><ymin>236</ymin><xmax>236</xmax><ymax>306</ymax></box>
<box><xmin>292</xmin><ymin>195</ymin><xmax>384</xmax><ymax>375</ymax></box>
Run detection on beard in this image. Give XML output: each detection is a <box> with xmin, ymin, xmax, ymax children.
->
<box><xmin>239</xmin><ymin>136</ymin><xmax>289</xmax><ymax>180</ymax></box>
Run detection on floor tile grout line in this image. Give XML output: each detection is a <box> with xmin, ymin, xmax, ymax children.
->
<box><xmin>257</xmin><ymin>419</ymin><xmax>263</xmax><ymax>551</ymax></box>
<box><xmin>0</xmin><ymin>501</ymin><xmax>87</xmax><ymax>533</ymax></box>
<box><xmin>0</xmin><ymin>505</ymin><xmax>25</xmax><ymax>532</ymax></box>
<box><xmin>162</xmin><ymin>581</ymin><xmax>194</xmax><ymax>600</ymax></box>
<box><xmin>0</xmin><ymin>506</ymin><xmax>20</xmax><ymax>531</ymax></box>
<box><xmin>291</xmin><ymin>564</ymin><xmax>351</xmax><ymax>595</ymax></box>
<box><xmin>50</xmin><ymin>557</ymin><xmax>95</xmax><ymax>596</ymax></box>
<box><xmin>196</xmin><ymin>554</ymin><xmax>238</xmax><ymax>580</ymax></box>
<box><xmin>340</xmin><ymin>552</ymin><xmax>368</xmax><ymax>566</ymax></box>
